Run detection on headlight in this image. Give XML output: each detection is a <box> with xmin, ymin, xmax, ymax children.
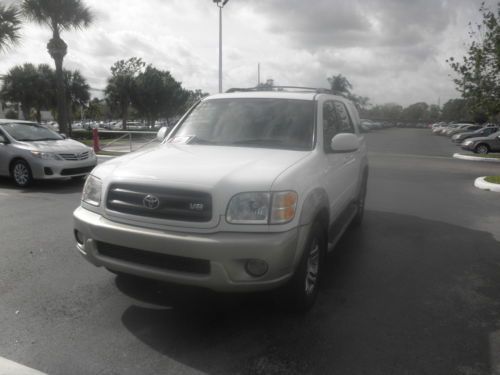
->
<box><xmin>30</xmin><ymin>151</ymin><xmax>61</xmax><ymax>160</ymax></box>
<box><xmin>88</xmin><ymin>147</ymin><xmax>96</xmax><ymax>157</ymax></box>
<box><xmin>226</xmin><ymin>191</ymin><xmax>298</xmax><ymax>224</ymax></box>
<box><xmin>226</xmin><ymin>192</ymin><xmax>270</xmax><ymax>224</ymax></box>
<box><xmin>82</xmin><ymin>175</ymin><xmax>102</xmax><ymax>206</ymax></box>
<box><xmin>463</xmin><ymin>140</ymin><xmax>473</xmax><ymax>146</ymax></box>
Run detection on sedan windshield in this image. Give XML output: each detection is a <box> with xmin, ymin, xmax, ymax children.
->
<box><xmin>1</xmin><ymin>122</ymin><xmax>62</xmax><ymax>141</ymax></box>
<box><xmin>171</xmin><ymin>98</ymin><xmax>315</xmax><ymax>151</ymax></box>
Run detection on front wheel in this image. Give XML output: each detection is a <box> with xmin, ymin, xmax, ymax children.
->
<box><xmin>352</xmin><ymin>176</ymin><xmax>367</xmax><ymax>227</ymax></box>
<box><xmin>474</xmin><ymin>144</ymin><xmax>489</xmax><ymax>154</ymax></box>
<box><xmin>283</xmin><ymin>221</ymin><xmax>326</xmax><ymax>312</ymax></box>
<box><xmin>11</xmin><ymin>160</ymin><xmax>33</xmax><ymax>187</ymax></box>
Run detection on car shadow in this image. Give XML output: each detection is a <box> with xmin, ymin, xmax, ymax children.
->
<box><xmin>116</xmin><ymin>210</ymin><xmax>500</xmax><ymax>375</ymax></box>
<box><xmin>0</xmin><ymin>176</ymin><xmax>85</xmax><ymax>194</ymax></box>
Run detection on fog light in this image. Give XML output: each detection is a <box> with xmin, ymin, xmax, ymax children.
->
<box><xmin>44</xmin><ymin>167</ymin><xmax>53</xmax><ymax>176</ymax></box>
<box><xmin>74</xmin><ymin>230</ymin><xmax>85</xmax><ymax>245</ymax></box>
<box><xmin>245</xmin><ymin>259</ymin><xmax>268</xmax><ymax>277</ymax></box>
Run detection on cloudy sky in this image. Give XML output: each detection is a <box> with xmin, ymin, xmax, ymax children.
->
<box><xmin>0</xmin><ymin>0</ymin><xmax>495</xmax><ymax>106</ymax></box>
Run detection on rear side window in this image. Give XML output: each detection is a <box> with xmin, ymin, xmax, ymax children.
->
<box><xmin>323</xmin><ymin>100</ymin><xmax>355</xmax><ymax>153</ymax></box>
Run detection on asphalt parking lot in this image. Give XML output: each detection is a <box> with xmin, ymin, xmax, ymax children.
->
<box><xmin>1</xmin><ymin>128</ymin><xmax>500</xmax><ymax>375</ymax></box>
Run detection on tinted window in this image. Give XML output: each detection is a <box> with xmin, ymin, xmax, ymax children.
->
<box><xmin>172</xmin><ymin>98</ymin><xmax>315</xmax><ymax>151</ymax></box>
<box><xmin>323</xmin><ymin>100</ymin><xmax>355</xmax><ymax>152</ymax></box>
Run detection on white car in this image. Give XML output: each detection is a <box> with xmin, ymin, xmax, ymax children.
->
<box><xmin>73</xmin><ymin>88</ymin><xmax>369</xmax><ymax>310</ymax></box>
<box><xmin>0</xmin><ymin>120</ymin><xmax>97</xmax><ymax>187</ymax></box>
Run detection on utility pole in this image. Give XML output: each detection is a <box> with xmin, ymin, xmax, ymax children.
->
<box><xmin>213</xmin><ymin>0</ymin><xmax>229</xmax><ymax>93</ymax></box>
<box><xmin>257</xmin><ymin>63</ymin><xmax>260</xmax><ymax>86</ymax></box>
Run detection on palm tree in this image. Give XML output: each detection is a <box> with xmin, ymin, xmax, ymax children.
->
<box><xmin>327</xmin><ymin>74</ymin><xmax>353</xmax><ymax>97</ymax></box>
<box><xmin>0</xmin><ymin>4</ymin><xmax>21</xmax><ymax>51</ymax></box>
<box><xmin>22</xmin><ymin>0</ymin><xmax>93</xmax><ymax>135</ymax></box>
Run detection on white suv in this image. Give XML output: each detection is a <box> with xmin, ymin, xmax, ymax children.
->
<box><xmin>73</xmin><ymin>88</ymin><xmax>368</xmax><ymax>310</ymax></box>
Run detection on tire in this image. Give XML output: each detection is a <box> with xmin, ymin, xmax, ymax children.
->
<box><xmin>352</xmin><ymin>175</ymin><xmax>368</xmax><ymax>227</ymax></box>
<box><xmin>475</xmin><ymin>144</ymin><xmax>489</xmax><ymax>154</ymax></box>
<box><xmin>283</xmin><ymin>221</ymin><xmax>326</xmax><ymax>312</ymax></box>
<box><xmin>11</xmin><ymin>159</ymin><xmax>33</xmax><ymax>187</ymax></box>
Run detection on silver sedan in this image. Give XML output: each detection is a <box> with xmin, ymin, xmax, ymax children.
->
<box><xmin>0</xmin><ymin>120</ymin><xmax>97</xmax><ymax>187</ymax></box>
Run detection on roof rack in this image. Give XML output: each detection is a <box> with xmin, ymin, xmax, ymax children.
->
<box><xmin>226</xmin><ymin>86</ymin><xmax>333</xmax><ymax>94</ymax></box>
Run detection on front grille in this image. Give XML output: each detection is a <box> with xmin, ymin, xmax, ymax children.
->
<box><xmin>96</xmin><ymin>241</ymin><xmax>211</xmax><ymax>275</ymax></box>
<box><xmin>106</xmin><ymin>184</ymin><xmax>212</xmax><ymax>222</ymax></box>
<box><xmin>59</xmin><ymin>151</ymin><xmax>90</xmax><ymax>161</ymax></box>
<box><xmin>60</xmin><ymin>166</ymin><xmax>95</xmax><ymax>176</ymax></box>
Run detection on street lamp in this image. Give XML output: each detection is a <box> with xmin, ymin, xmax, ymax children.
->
<box><xmin>213</xmin><ymin>0</ymin><xmax>229</xmax><ymax>93</ymax></box>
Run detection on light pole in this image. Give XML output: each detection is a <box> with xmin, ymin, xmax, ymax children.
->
<box><xmin>213</xmin><ymin>0</ymin><xmax>229</xmax><ymax>93</ymax></box>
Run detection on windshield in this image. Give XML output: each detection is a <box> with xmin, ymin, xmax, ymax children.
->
<box><xmin>171</xmin><ymin>98</ymin><xmax>315</xmax><ymax>151</ymax></box>
<box><xmin>1</xmin><ymin>122</ymin><xmax>63</xmax><ymax>142</ymax></box>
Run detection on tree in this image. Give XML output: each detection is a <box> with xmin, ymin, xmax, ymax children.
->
<box><xmin>22</xmin><ymin>0</ymin><xmax>93</xmax><ymax>135</ymax></box>
<box><xmin>105</xmin><ymin>57</ymin><xmax>145</xmax><ymax>129</ymax></box>
<box><xmin>441</xmin><ymin>99</ymin><xmax>473</xmax><ymax>122</ymax></box>
<box><xmin>401</xmin><ymin>102</ymin><xmax>429</xmax><ymax>122</ymax></box>
<box><xmin>0</xmin><ymin>4</ymin><xmax>21</xmax><ymax>51</ymax></box>
<box><xmin>327</xmin><ymin>74</ymin><xmax>352</xmax><ymax>97</ymax></box>
<box><xmin>131</xmin><ymin>65</ymin><xmax>188</xmax><ymax>127</ymax></box>
<box><xmin>1</xmin><ymin>63</ymin><xmax>39</xmax><ymax>120</ymax></box>
<box><xmin>63</xmin><ymin>69</ymin><xmax>90</xmax><ymax>126</ymax></box>
<box><xmin>327</xmin><ymin>74</ymin><xmax>370</xmax><ymax>110</ymax></box>
<box><xmin>33</xmin><ymin>64</ymin><xmax>55</xmax><ymax>122</ymax></box>
<box><xmin>183</xmin><ymin>89</ymin><xmax>209</xmax><ymax>112</ymax></box>
<box><xmin>448</xmin><ymin>3</ymin><xmax>500</xmax><ymax>120</ymax></box>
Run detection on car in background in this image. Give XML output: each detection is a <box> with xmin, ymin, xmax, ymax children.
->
<box><xmin>0</xmin><ymin>120</ymin><xmax>97</xmax><ymax>187</ymax></box>
<box><xmin>461</xmin><ymin>130</ymin><xmax>500</xmax><ymax>154</ymax></box>
<box><xmin>452</xmin><ymin>126</ymin><xmax>499</xmax><ymax>143</ymax></box>
<box><xmin>442</xmin><ymin>123</ymin><xmax>474</xmax><ymax>136</ymax></box>
<box><xmin>447</xmin><ymin>124</ymin><xmax>482</xmax><ymax>136</ymax></box>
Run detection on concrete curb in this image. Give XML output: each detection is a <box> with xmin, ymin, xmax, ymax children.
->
<box><xmin>474</xmin><ymin>177</ymin><xmax>500</xmax><ymax>193</ymax></box>
<box><xmin>453</xmin><ymin>153</ymin><xmax>500</xmax><ymax>163</ymax></box>
<box><xmin>0</xmin><ymin>357</ymin><xmax>47</xmax><ymax>375</ymax></box>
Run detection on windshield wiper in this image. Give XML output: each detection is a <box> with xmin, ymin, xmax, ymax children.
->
<box><xmin>32</xmin><ymin>138</ymin><xmax>60</xmax><ymax>141</ymax></box>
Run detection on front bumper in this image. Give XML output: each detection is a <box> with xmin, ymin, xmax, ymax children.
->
<box><xmin>73</xmin><ymin>206</ymin><xmax>310</xmax><ymax>292</ymax></box>
<box><xmin>460</xmin><ymin>143</ymin><xmax>475</xmax><ymax>152</ymax></box>
<box><xmin>30</xmin><ymin>157</ymin><xmax>97</xmax><ymax>179</ymax></box>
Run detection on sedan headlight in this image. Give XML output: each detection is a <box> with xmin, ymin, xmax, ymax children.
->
<box><xmin>82</xmin><ymin>175</ymin><xmax>102</xmax><ymax>207</ymax></box>
<box><xmin>463</xmin><ymin>140</ymin><xmax>473</xmax><ymax>146</ymax></box>
<box><xmin>88</xmin><ymin>147</ymin><xmax>96</xmax><ymax>158</ymax></box>
<box><xmin>226</xmin><ymin>191</ymin><xmax>298</xmax><ymax>224</ymax></box>
<box><xmin>30</xmin><ymin>151</ymin><xmax>62</xmax><ymax>160</ymax></box>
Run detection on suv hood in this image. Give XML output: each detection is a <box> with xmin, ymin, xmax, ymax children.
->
<box><xmin>16</xmin><ymin>139</ymin><xmax>89</xmax><ymax>152</ymax></box>
<box><xmin>95</xmin><ymin>144</ymin><xmax>311</xmax><ymax>190</ymax></box>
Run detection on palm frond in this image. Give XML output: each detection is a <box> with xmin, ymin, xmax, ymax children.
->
<box><xmin>22</xmin><ymin>0</ymin><xmax>93</xmax><ymax>32</ymax></box>
<box><xmin>0</xmin><ymin>4</ymin><xmax>21</xmax><ymax>51</ymax></box>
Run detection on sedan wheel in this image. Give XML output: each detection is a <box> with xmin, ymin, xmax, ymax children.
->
<box><xmin>475</xmin><ymin>144</ymin><xmax>489</xmax><ymax>155</ymax></box>
<box><xmin>12</xmin><ymin>160</ymin><xmax>33</xmax><ymax>187</ymax></box>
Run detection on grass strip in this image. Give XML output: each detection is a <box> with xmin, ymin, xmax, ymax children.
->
<box><xmin>485</xmin><ymin>176</ymin><xmax>500</xmax><ymax>184</ymax></box>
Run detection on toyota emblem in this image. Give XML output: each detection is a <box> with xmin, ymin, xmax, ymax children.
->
<box><xmin>143</xmin><ymin>194</ymin><xmax>160</xmax><ymax>209</ymax></box>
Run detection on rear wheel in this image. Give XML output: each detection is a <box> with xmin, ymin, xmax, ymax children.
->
<box><xmin>475</xmin><ymin>144</ymin><xmax>489</xmax><ymax>154</ymax></box>
<box><xmin>11</xmin><ymin>160</ymin><xmax>33</xmax><ymax>187</ymax></box>
<box><xmin>283</xmin><ymin>221</ymin><xmax>326</xmax><ymax>312</ymax></box>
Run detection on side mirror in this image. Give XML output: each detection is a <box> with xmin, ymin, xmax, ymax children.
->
<box><xmin>0</xmin><ymin>135</ymin><xmax>6</xmax><ymax>144</ymax></box>
<box><xmin>157</xmin><ymin>126</ymin><xmax>168</xmax><ymax>141</ymax></box>
<box><xmin>60</xmin><ymin>133</ymin><xmax>67</xmax><ymax>139</ymax></box>
<box><xmin>330</xmin><ymin>133</ymin><xmax>360</xmax><ymax>153</ymax></box>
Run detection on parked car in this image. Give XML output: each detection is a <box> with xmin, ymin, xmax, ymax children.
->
<box><xmin>461</xmin><ymin>130</ymin><xmax>500</xmax><ymax>154</ymax></box>
<box><xmin>447</xmin><ymin>124</ymin><xmax>482</xmax><ymax>136</ymax></box>
<box><xmin>73</xmin><ymin>88</ymin><xmax>369</xmax><ymax>310</ymax></box>
<box><xmin>0</xmin><ymin>120</ymin><xmax>97</xmax><ymax>187</ymax></box>
<box><xmin>452</xmin><ymin>126</ymin><xmax>499</xmax><ymax>143</ymax></box>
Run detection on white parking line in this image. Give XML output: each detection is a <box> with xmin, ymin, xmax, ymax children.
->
<box><xmin>0</xmin><ymin>357</ymin><xmax>46</xmax><ymax>375</ymax></box>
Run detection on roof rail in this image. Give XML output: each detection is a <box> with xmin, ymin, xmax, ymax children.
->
<box><xmin>226</xmin><ymin>86</ymin><xmax>333</xmax><ymax>94</ymax></box>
